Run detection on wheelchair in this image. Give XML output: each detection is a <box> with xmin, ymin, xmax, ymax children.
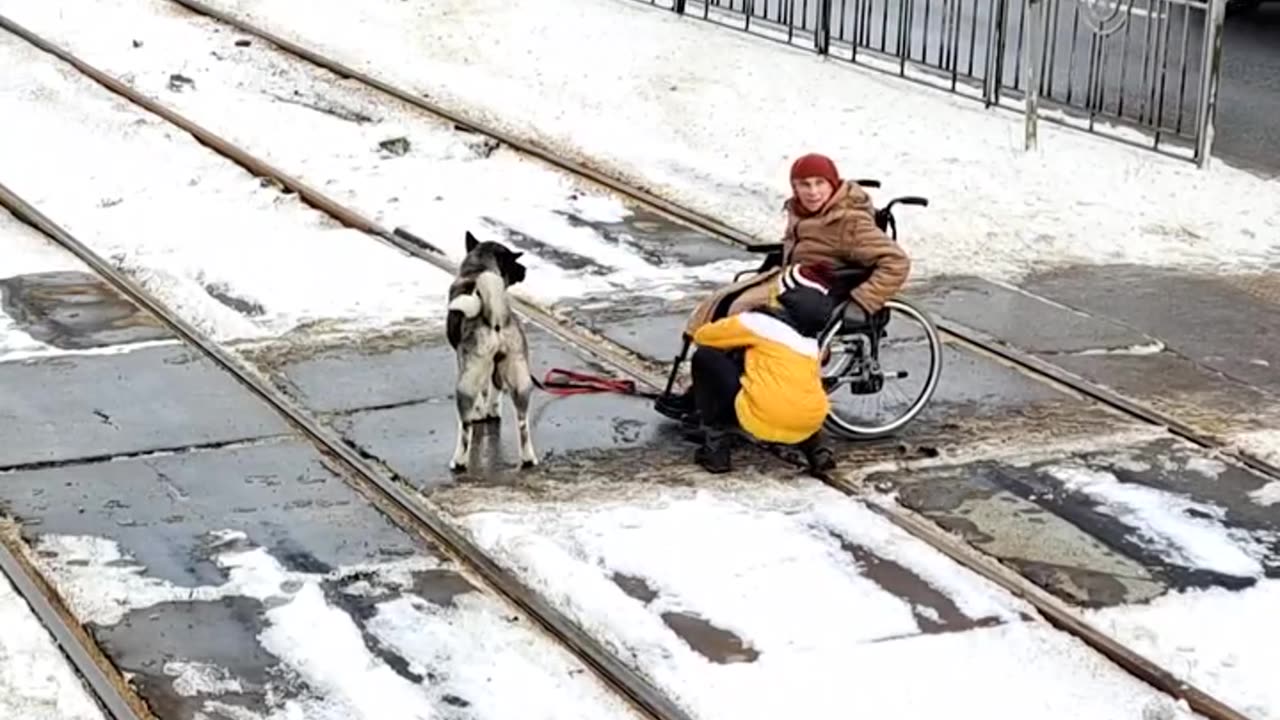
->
<box><xmin>654</xmin><ymin>179</ymin><xmax>944</xmax><ymax>440</ymax></box>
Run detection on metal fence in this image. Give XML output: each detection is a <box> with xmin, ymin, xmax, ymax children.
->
<box><xmin>639</xmin><ymin>0</ymin><xmax>1227</xmax><ymax>164</ymax></box>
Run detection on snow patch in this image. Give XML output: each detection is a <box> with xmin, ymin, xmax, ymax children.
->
<box><xmin>1249</xmin><ymin>482</ymin><xmax>1280</xmax><ymax>508</ymax></box>
<box><xmin>1231</xmin><ymin>429</ymin><xmax>1280</xmax><ymax>469</ymax></box>
<box><xmin>453</xmin><ymin>483</ymin><xmax>1195</xmax><ymax>718</ymax></box>
<box><xmin>30</xmin><ymin>532</ymin><xmax>640</xmax><ymax>720</ymax></box>
<box><xmin>0</xmin><ymin>339</ymin><xmax>184</xmax><ymax>364</ymax></box>
<box><xmin>1074</xmin><ymin>340</ymin><xmax>1166</xmax><ymax>356</ymax></box>
<box><xmin>369</xmin><ymin>594</ymin><xmax>632</xmax><ymax>720</ymax></box>
<box><xmin>164</xmin><ymin>661</ymin><xmax>244</xmax><ymax>697</ymax></box>
<box><xmin>1089</xmin><ymin>580</ymin><xmax>1280</xmax><ymax>720</ymax></box>
<box><xmin>0</xmin><ymin>571</ymin><xmax>106</xmax><ymax>720</ymax></box>
<box><xmin>259</xmin><ymin>583</ymin><xmax>437</xmax><ymax>720</ymax></box>
<box><xmin>1044</xmin><ymin>464</ymin><xmax>1267</xmax><ymax>578</ymax></box>
<box><xmin>1183</xmin><ymin>455</ymin><xmax>1229</xmax><ymax>479</ymax></box>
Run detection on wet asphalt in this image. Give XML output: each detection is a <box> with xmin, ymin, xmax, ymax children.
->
<box><xmin>1217</xmin><ymin>7</ymin><xmax>1280</xmax><ymax>175</ymax></box>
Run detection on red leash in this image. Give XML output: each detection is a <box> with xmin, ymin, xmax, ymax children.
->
<box><xmin>536</xmin><ymin>368</ymin><xmax>661</xmax><ymax>399</ymax></box>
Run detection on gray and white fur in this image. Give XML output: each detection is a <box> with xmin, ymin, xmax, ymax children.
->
<box><xmin>446</xmin><ymin>231</ymin><xmax>537</xmax><ymax>471</ymax></box>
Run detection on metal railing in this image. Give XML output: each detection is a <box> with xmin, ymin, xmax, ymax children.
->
<box><xmin>634</xmin><ymin>0</ymin><xmax>1227</xmax><ymax>164</ymax></box>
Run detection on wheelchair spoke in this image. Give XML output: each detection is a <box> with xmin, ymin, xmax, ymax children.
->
<box><xmin>821</xmin><ymin>297</ymin><xmax>945</xmax><ymax>439</ymax></box>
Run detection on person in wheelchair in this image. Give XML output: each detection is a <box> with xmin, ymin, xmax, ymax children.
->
<box><xmin>689</xmin><ymin>264</ymin><xmax>838</xmax><ymax>474</ymax></box>
<box><xmin>664</xmin><ymin>152</ymin><xmax>911</xmax><ymax>416</ymax></box>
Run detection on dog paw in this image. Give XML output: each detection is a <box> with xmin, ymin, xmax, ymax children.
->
<box><xmin>449</xmin><ymin>461</ymin><xmax>467</xmax><ymax>473</ymax></box>
<box><xmin>519</xmin><ymin>458</ymin><xmax>538</xmax><ymax>470</ymax></box>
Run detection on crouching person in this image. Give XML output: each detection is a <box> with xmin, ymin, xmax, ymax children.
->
<box><xmin>689</xmin><ymin>264</ymin><xmax>838</xmax><ymax>475</ymax></box>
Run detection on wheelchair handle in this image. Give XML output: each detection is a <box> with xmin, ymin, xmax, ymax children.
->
<box><xmin>884</xmin><ymin>196</ymin><xmax>929</xmax><ymax>211</ymax></box>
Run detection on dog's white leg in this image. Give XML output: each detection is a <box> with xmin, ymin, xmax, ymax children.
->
<box><xmin>501</xmin><ymin>360</ymin><xmax>537</xmax><ymax>468</ymax></box>
<box><xmin>516</xmin><ymin>406</ymin><xmax>537</xmax><ymax>468</ymax></box>
<box><xmin>449</xmin><ymin>417</ymin><xmax>472</xmax><ymax>472</ymax></box>
<box><xmin>450</xmin><ymin>359</ymin><xmax>489</xmax><ymax>472</ymax></box>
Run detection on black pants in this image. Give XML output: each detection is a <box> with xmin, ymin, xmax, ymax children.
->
<box><xmin>691</xmin><ymin>347</ymin><xmax>743</xmax><ymax>429</ymax></box>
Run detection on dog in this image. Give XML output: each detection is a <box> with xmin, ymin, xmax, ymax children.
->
<box><xmin>446</xmin><ymin>231</ymin><xmax>537</xmax><ymax>472</ymax></box>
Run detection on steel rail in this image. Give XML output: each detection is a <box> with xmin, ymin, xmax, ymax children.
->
<box><xmin>0</xmin><ymin>532</ymin><xmax>150</xmax><ymax>720</ymax></box>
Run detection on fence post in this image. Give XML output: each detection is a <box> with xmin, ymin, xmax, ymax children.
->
<box><xmin>816</xmin><ymin>0</ymin><xmax>834</xmax><ymax>55</ymax></box>
<box><xmin>672</xmin><ymin>0</ymin><xmax>687</xmax><ymax>14</ymax></box>
<box><xmin>1194</xmin><ymin>0</ymin><xmax>1226</xmax><ymax>168</ymax></box>
<box><xmin>1023</xmin><ymin>0</ymin><xmax>1042</xmax><ymax>151</ymax></box>
<box><xmin>984</xmin><ymin>0</ymin><xmax>1006</xmax><ymax>107</ymax></box>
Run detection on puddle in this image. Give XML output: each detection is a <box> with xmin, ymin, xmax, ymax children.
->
<box><xmin>96</xmin><ymin>596</ymin><xmax>279</xmax><ymax>719</ymax></box>
<box><xmin>1008</xmin><ymin>558</ymin><xmax>1144</xmax><ymax>608</ymax></box>
<box><xmin>555</xmin><ymin>205</ymin><xmax>748</xmax><ymax>267</ymax></box>
<box><xmin>659</xmin><ymin>611</ymin><xmax>760</xmax><ymax>664</ymax></box>
<box><xmin>835</xmin><ymin>535</ymin><xmax>1004</xmax><ymax>635</ymax></box>
<box><xmin>610</xmin><ymin>571</ymin><xmax>758</xmax><ymax>663</ymax></box>
<box><xmin>409</xmin><ymin>568</ymin><xmax>479</xmax><ymax>607</ymax></box>
<box><xmin>483</xmin><ymin>217</ymin><xmax>615</xmax><ymax>274</ymax></box>
<box><xmin>612</xmin><ymin>572</ymin><xmax>659</xmax><ymax>603</ymax></box>
<box><xmin>203</xmin><ymin>281</ymin><xmax>265</xmax><ymax>316</ymax></box>
<box><xmin>0</xmin><ymin>270</ymin><xmax>172</xmax><ymax>349</ymax></box>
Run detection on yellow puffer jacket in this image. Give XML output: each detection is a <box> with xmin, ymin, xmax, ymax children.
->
<box><xmin>692</xmin><ymin>311</ymin><xmax>830</xmax><ymax>444</ymax></box>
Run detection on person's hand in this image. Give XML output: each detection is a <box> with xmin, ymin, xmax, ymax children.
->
<box><xmin>845</xmin><ymin>299</ymin><xmax>872</xmax><ymax>328</ymax></box>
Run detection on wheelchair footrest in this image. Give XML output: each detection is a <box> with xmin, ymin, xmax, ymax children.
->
<box><xmin>847</xmin><ymin>377</ymin><xmax>885</xmax><ymax>395</ymax></box>
<box><xmin>654</xmin><ymin>393</ymin><xmax>696</xmax><ymax>422</ymax></box>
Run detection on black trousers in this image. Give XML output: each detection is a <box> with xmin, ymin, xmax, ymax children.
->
<box><xmin>691</xmin><ymin>347</ymin><xmax>744</xmax><ymax>429</ymax></box>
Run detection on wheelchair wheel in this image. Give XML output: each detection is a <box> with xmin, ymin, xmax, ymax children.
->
<box><xmin>819</xmin><ymin>297</ymin><xmax>943</xmax><ymax>439</ymax></box>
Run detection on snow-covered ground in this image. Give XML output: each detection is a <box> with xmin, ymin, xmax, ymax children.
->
<box><xmin>0</xmin><ymin>569</ymin><xmax>105</xmax><ymax>720</ymax></box>
<box><xmin>0</xmin><ymin>31</ymin><xmax>455</xmax><ymax>345</ymax></box>
<box><xmin>179</xmin><ymin>0</ymin><xmax>1280</xmax><ymax>280</ymax></box>
<box><xmin>31</xmin><ymin>530</ymin><xmax>642</xmax><ymax>720</ymax></box>
<box><xmin>0</xmin><ymin>0</ymin><xmax>751</xmax><ymax>311</ymax></box>
<box><xmin>1089</xmin><ymin>581</ymin><xmax>1280</xmax><ymax>720</ymax></box>
<box><xmin>1232</xmin><ymin>429</ymin><xmax>1280</xmax><ymax>472</ymax></box>
<box><xmin>442</xmin><ymin>478</ymin><xmax>1200</xmax><ymax>719</ymax></box>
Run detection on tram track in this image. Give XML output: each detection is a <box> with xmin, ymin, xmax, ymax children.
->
<box><xmin>0</xmin><ymin>183</ymin><xmax>692</xmax><ymax>720</ymax></box>
<box><xmin>156</xmin><ymin>0</ymin><xmax>1280</xmax><ymax>485</ymax></box>
<box><xmin>0</xmin><ymin>11</ymin><xmax>1264</xmax><ymax>720</ymax></box>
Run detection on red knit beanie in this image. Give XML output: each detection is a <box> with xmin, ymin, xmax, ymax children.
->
<box><xmin>789</xmin><ymin>153</ymin><xmax>841</xmax><ymax>189</ymax></box>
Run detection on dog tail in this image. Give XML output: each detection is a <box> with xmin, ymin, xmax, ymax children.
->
<box><xmin>447</xmin><ymin>293</ymin><xmax>482</xmax><ymax>319</ymax></box>
<box><xmin>447</xmin><ymin>271</ymin><xmax>509</xmax><ymax>326</ymax></box>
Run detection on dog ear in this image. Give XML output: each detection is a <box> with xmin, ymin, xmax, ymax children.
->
<box><xmin>501</xmin><ymin>255</ymin><xmax>528</xmax><ymax>286</ymax></box>
<box><xmin>464</xmin><ymin>231</ymin><xmax>479</xmax><ymax>253</ymax></box>
<box><xmin>510</xmin><ymin>251</ymin><xmax>524</xmax><ymax>260</ymax></box>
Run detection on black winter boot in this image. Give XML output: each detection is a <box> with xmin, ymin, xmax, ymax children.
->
<box><xmin>695</xmin><ymin>428</ymin><xmax>733</xmax><ymax>474</ymax></box>
<box><xmin>800</xmin><ymin>435</ymin><xmax>836</xmax><ymax>474</ymax></box>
